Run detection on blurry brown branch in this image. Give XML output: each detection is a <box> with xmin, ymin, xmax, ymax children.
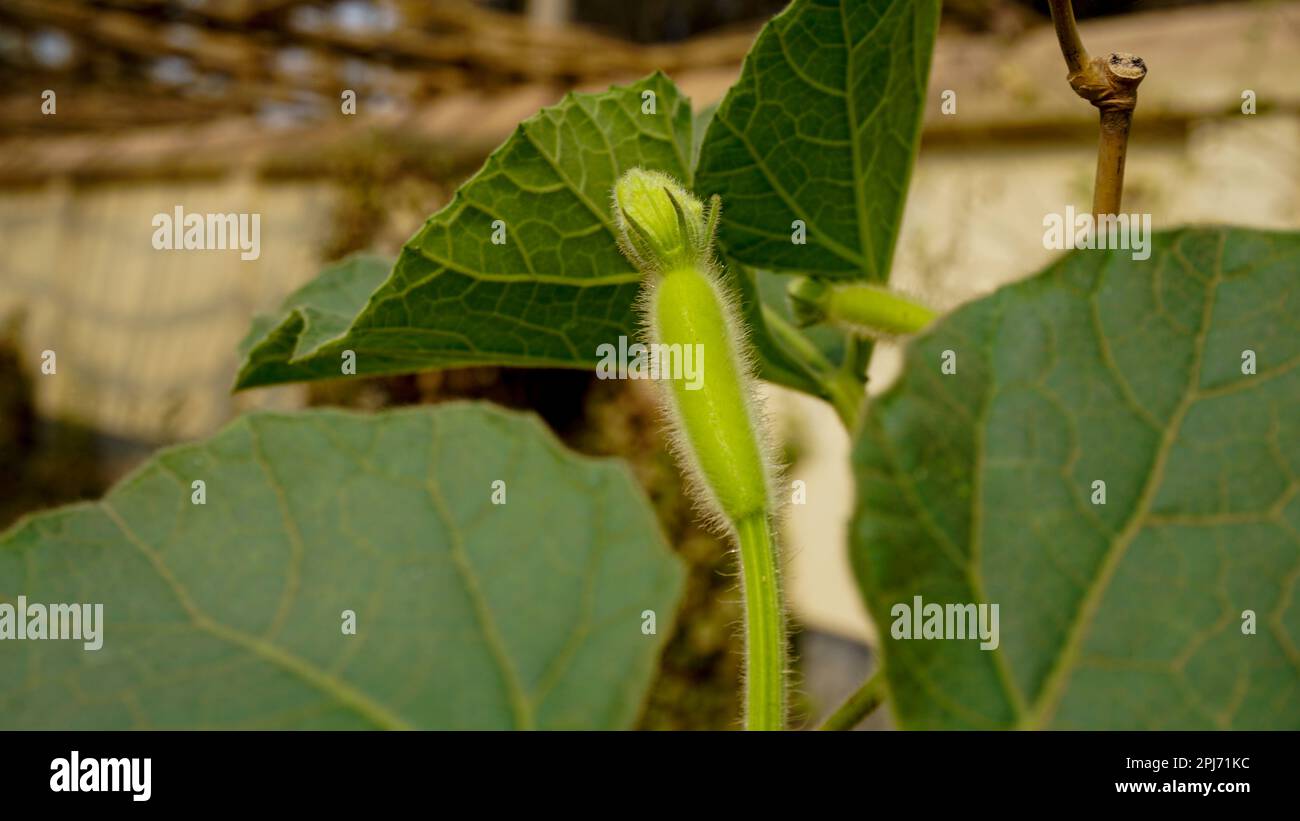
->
<box><xmin>1046</xmin><ymin>0</ymin><xmax>1147</xmax><ymax>218</ymax></box>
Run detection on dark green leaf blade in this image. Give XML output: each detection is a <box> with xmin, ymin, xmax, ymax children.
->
<box><xmin>697</xmin><ymin>102</ymin><xmax>854</xmax><ymax>400</ymax></box>
<box><xmin>236</xmin><ymin>254</ymin><xmax>392</xmax><ymax>387</ymax></box>
<box><xmin>0</xmin><ymin>403</ymin><xmax>684</xmax><ymax>729</ymax></box>
<box><xmin>695</xmin><ymin>0</ymin><xmax>941</xmax><ymax>281</ymax></box>
<box><xmin>753</xmin><ymin>266</ymin><xmax>847</xmax><ymax>367</ymax></box>
<box><xmin>725</xmin><ymin>262</ymin><xmax>847</xmax><ymax>402</ymax></box>
<box><xmin>851</xmin><ymin>227</ymin><xmax>1300</xmax><ymax>729</ymax></box>
<box><xmin>234</xmin><ymin>72</ymin><xmax>692</xmax><ymax>389</ymax></box>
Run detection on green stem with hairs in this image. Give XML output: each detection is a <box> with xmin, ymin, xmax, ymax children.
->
<box><xmin>735</xmin><ymin>513</ymin><xmax>785</xmax><ymax>730</ymax></box>
<box><xmin>843</xmin><ymin>333</ymin><xmax>876</xmax><ymax>381</ymax></box>
<box><xmin>824</xmin><ymin>369</ymin><xmax>865</xmax><ymax>432</ymax></box>
<box><xmin>760</xmin><ymin>304</ymin><xmax>865</xmax><ymax>430</ymax></box>
<box><xmin>612</xmin><ymin>170</ymin><xmax>791</xmax><ymax>731</ymax></box>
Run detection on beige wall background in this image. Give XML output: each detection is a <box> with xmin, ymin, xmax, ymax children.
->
<box><xmin>0</xmin><ymin>177</ymin><xmax>331</xmax><ymax>441</ymax></box>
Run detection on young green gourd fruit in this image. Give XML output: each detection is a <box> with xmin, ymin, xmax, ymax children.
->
<box><xmin>612</xmin><ymin>168</ymin><xmax>785</xmax><ymax>731</ymax></box>
<box><xmin>788</xmin><ymin>276</ymin><xmax>937</xmax><ymax>337</ymax></box>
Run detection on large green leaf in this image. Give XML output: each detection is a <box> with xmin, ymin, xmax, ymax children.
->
<box><xmin>696</xmin><ymin>102</ymin><xmax>854</xmax><ymax>402</ymax></box>
<box><xmin>0</xmin><ymin>403</ymin><xmax>683</xmax><ymax>729</ymax></box>
<box><xmin>851</xmin><ymin>227</ymin><xmax>1300</xmax><ymax>729</ymax></box>
<box><xmin>235</xmin><ymin>72</ymin><xmax>692</xmax><ymax>389</ymax></box>
<box><xmin>695</xmin><ymin>0</ymin><xmax>940</xmax><ymax>281</ymax></box>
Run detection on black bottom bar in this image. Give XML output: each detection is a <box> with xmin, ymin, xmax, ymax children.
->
<box><xmin>3</xmin><ymin>730</ymin><xmax>1286</xmax><ymax>808</ymax></box>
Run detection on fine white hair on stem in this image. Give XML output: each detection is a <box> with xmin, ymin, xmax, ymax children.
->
<box><xmin>636</xmin><ymin>256</ymin><xmax>784</xmax><ymax>538</ymax></box>
<box><xmin>613</xmin><ymin>166</ymin><xmax>789</xmax><ymax>729</ymax></box>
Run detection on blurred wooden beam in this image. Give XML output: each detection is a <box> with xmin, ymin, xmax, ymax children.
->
<box><xmin>527</xmin><ymin>0</ymin><xmax>572</xmax><ymax>30</ymax></box>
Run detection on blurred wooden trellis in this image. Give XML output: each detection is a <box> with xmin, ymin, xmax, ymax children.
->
<box><xmin>0</xmin><ymin>0</ymin><xmax>757</xmax><ymax>135</ymax></box>
<box><xmin>0</xmin><ymin>0</ymin><xmax>768</xmax><ymax>448</ymax></box>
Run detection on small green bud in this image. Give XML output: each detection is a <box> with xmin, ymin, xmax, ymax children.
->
<box><xmin>786</xmin><ymin>276</ymin><xmax>831</xmax><ymax>328</ymax></box>
<box><xmin>612</xmin><ymin>168</ymin><xmax>712</xmax><ymax>272</ymax></box>
<box><xmin>787</xmin><ymin>277</ymin><xmax>936</xmax><ymax>336</ymax></box>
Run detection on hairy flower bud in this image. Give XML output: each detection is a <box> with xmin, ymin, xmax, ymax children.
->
<box><xmin>612</xmin><ymin>168</ymin><xmax>711</xmax><ymax>273</ymax></box>
<box><xmin>786</xmin><ymin>276</ymin><xmax>832</xmax><ymax>328</ymax></box>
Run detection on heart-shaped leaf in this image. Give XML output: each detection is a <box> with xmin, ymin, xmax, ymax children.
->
<box><xmin>0</xmin><ymin>403</ymin><xmax>683</xmax><ymax>729</ymax></box>
<box><xmin>234</xmin><ymin>72</ymin><xmax>692</xmax><ymax>390</ymax></box>
<box><xmin>695</xmin><ymin>0</ymin><xmax>941</xmax><ymax>281</ymax></box>
<box><xmin>852</xmin><ymin>227</ymin><xmax>1300</xmax><ymax>728</ymax></box>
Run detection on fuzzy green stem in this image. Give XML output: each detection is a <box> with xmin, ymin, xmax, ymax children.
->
<box><xmin>734</xmin><ymin>513</ymin><xmax>785</xmax><ymax>731</ymax></box>
<box><xmin>843</xmin><ymin>334</ymin><xmax>875</xmax><ymax>382</ymax></box>
<box><xmin>824</xmin><ymin>370</ymin><xmax>865</xmax><ymax>431</ymax></box>
<box><xmin>819</xmin><ymin>669</ymin><xmax>886</xmax><ymax>731</ymax></box>
<box><xmin>760</xmin><ymin>304</ymin><xmax>864</xmax><ymax>430</ymax></box>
